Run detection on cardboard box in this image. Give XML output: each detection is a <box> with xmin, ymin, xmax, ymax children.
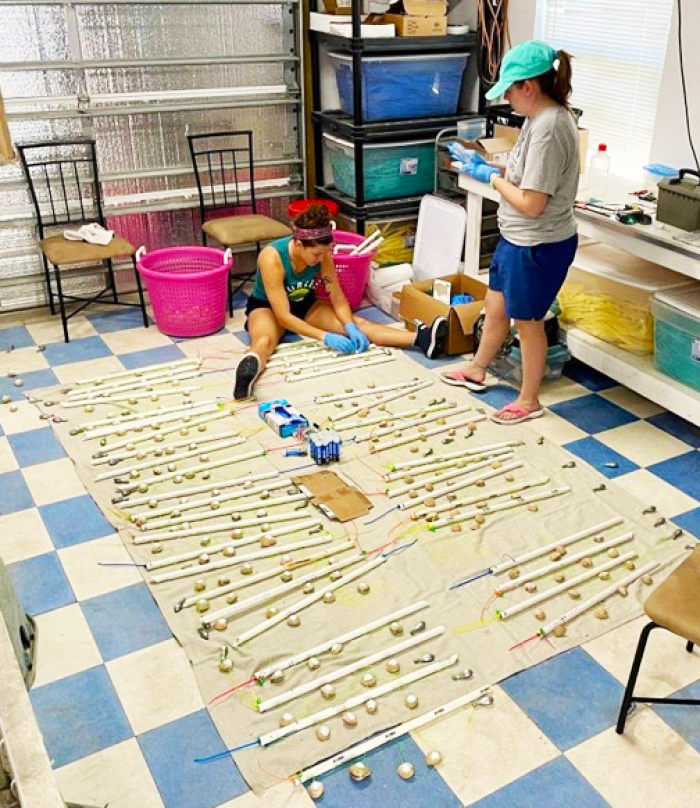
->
<box><xmin>489</xmin><ymin>123</ymin><xmax>590</xmax><ymax>173</ymax></box>
<box><xmin>310</xmin><ymin>11</ymin><xmax>395</xmax><ymax>35</ymax></box>
<box><xmin>385</xmin><ymin>0</ymin><xmax>447</xmax><ymax>36</ymax></box>
<box><xmin>323</xmin><ymin>0</ymin><xmax>352</xmax><ymax>15</ymax></box>
<box><xmin>399</xmin><ymin>274</ymin><xmax>488</xmax><ymax>354</ymax></box>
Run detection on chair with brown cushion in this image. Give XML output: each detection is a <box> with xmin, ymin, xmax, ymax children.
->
<box><xmin>17</xmin><ymin>139</ymin><xmax>148</xmax><ymax>343</ymax></box>
<box><xmin>187</xmin><ymin>131</ymin><xmax>291</xmax><ymax>315</ymax></box>
<box><xmin>616</xmin><ymin>546</ymin><xmax>700</xmax><ymax>733</ymax></box>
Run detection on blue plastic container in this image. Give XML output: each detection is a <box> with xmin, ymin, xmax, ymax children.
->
<box><xmin>323</xmin><ymin>133</ymin><xmax>435</xmax><ymax>202</ymax></box>
<box><xmin>329</xmin><ymin>52</ymin><xmax>468</xmax><ymax>121</ymax></box>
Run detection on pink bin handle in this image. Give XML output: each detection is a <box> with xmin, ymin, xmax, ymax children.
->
<box><xmin>223</xmin><ymin>248</ymin><xmax>233</xmax><ymax>267</ymax></box>
<box><xmin>135</xmin><ymin>246</ymin><xmax>146</xmax><ymax>262</ymax></box>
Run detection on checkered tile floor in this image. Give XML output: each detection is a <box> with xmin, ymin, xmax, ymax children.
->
<box><xmin>1</xmin><ymin>303</ymin><xmax>699</xmax><ymax>808</ymax></box>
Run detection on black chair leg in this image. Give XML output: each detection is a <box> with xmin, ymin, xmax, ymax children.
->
<box><xmin>616</xmin><ymin>621</ymin><xmax>658</xmax><ymax>734</ymax></box>
<box><xmin>52</xmin><ymin>263</ymin><xmax>70</xmax><ymax>343</ymax></box>
<box><xmin>228</xmin><ymin>271</ymin><xmax>233</xmax><ymax>317</ymax></box>
<box><xmin>687</xmin><ymin>641</ymin><xmax>694</xmax><ymax>653</ymax></box>
<box><xmin>106</xmin><ymin>258</ymin><xmax>119</xmax><ymax>303</ymax></box>
<box><xmin>132</xmin><ymin>257</ymin><xmax>149</xmax><ymax>328</ymax></box>
<box><xmin>42</xmin><ymin>254</ymin><xmax>55</xmax><ymax>315</ymax></box>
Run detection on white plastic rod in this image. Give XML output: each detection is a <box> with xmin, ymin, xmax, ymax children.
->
<box><xmin>234</xmin><ymin>556</ymin><xmax>387</xmax><ymax>647</ymax></box>
<box><xmin>93</xmin><ymin>428</ymin><xmax>242</xmax><ymax>467</ymax></box>
<box><xmin>122</xmin><ymin>471</ymin><xmax>280</xmax><ymax>509</ymax></box>
<box><xmin>383</xmin><ymin>447</ymin><xmax>515</xmax><ymax>481</ymax></box>
<box><xmin>95</xmin><ymin>436</ymin><xmax>245</xmax><ymax>481</ymax></box>
<box><xmin>428</xmin><ymin>485</ymin><xmax>569</xmax><ymax>527</ymax></box>
<box><xmin>62</xmin><ymin>385</ymin><xmax>201</xmax><ymax>408</ymax></box>
<box><xmin>349</xmin><ymin>229</ymin><xmax>383</xmax><ymax>256</ymax></box>
<box><xmin>146</xmin><ymin>519</ymin><xmax>323</xmax><ymax>570</ymax></box>
<box><xmin>299</xmin><ymin>685</ymin><xmax>493</xmax><ymax>783</ymax></box>
<box><xmin>372</xmin><ymin>414</ymin><xmax>486</xmax><ymax>453</ymax></box>
<box><xmin>271</xmin><ymin>338</ymin><xmax>319</xmax><ymax>353</ymax></box>
<box><xmin>74</xmin><ymin>357</ymin><xmax>201</xmax><ymax>386</ymax></box>
<box><xmin>335</xmin><ymin>402</ymin><xmax>456</xmax><ymax>434</ymax></box>
<box><xmin>494</xmin><ymin>532</ymin><xmax>635</xmax><ymax>594</ymax></box>
<box><xmin>83</xmin><ymin>401</ymin><xmax>220</xmax><ymax>439</ymax></box>
<box><xmin>266</xmin><ymin>346</ymin><xmax>331</xmax><ymax>369</ymax></box>
<box><xmin>498</xmin><ymin>551</ymin><xmax>638</xmax><ymax>619</ymax></box>
<box><xmin>358</xmin><ymin>235</ymin><xmax>384</xmax><ymax>255</ymax></box>
<box><xmin>253</xmin><ymin>601</ymin><xmax>431</xmax><ymax>681</ymax></box>
<box><xmin>277</xmin><ymin>347</ymin><xmax>385</xmax><ymax>372</ymax></box>
<box><xmin>417</xmin><ymin>476</ymin><xmax>550</xmax><ymax>518</ymax></box>
<box><xmin>285</xmin><ymin>354</ymin><xmax>395</xmax><ymax>383</ymax></box>
<box><xmin>389</xmin><ymin>453</ymin><xmax>514</xmax><ymax>499</ymax></box>
<box><xmin>257</xmin><ymin>626</ymin><xmax>445</xmax><ymax>713</ymax></box>
<box><xmin>67</xmin><ymin>369</ymin><xmax>201</xmax><ymax>400</ymax></box>
<box><xmin>400</xmin><ymin>459</ymin><xmax>523</xmax><ymax>511</ymax></box>
<box><xmin>149</xmin><ymin>536</ymin><xmax>333</xmax><ymax>584</ymax></box>
<box><xmin>202</xmin><ymin>553</ymin><xmax>367</xmax><ymax>624</ymax></box>
<box><xmin>355</xmin><ymin>405</ymin><xmax>467</xmax><ymax>444</ymax></box>
<box><xmin>134</xmin><ymin>508</ymin><xmax>311</xmax><ymax>545</ymax></box>
<box><xmin>316</xmin><ymin>378</ymin><xmax>426</xmax><ymax>405</ymax></box>
<box><xmin>490</xmin><ymin>517</ymin><xmax>625</xmax><ymax>575</ymax></box>
<box><xmin>179</xmin><ymin>543</ymin><xmax>355</xmax><ymax>609</ymax></box>
<box><xmin>260</xmin><ymin>654</ymin><xmax>458</xmax><ymax>746</ymax></box>
<box><xmin>540</xmin><ymin>561</ymin><xmax>661</xmax><ymax>636</ymax></box>
<box><xmin>388</xmin><ymin>441</ymin><xmax>523</xmax><ymax>473</ymax></box>
<box><xmin>330</xmin><ymin>379</ymin><xmax>434</xmax><ymax>423</ymax></box>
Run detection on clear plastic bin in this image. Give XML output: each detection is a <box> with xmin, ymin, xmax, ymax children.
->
<box><xmin>490</xmin><ymin>344</ymin><xmax>571</xmax><ymax>384</ymax></box>
<box><xmin>457</xmin><ymin>116</ymin><xmax>487</xmax><ymax>140</ymax></box>
<box><xmin>329</xmin><ymin>52</ymin><xmax>468</xmax><ymax>121</ymax></box>
<box><xmin>652</xmin><ymin>286</ymin><xmax>700</xmax><ymax>392</ymax></box>
<box><xmin>558</xmin><ymin>242</ymin><xmax>694</xmax><ymax>354</ymax></box>
<box><xmin>323</xmin><ymin>133</ymin><xmax>435</xmax><ymax>202</ymax></box>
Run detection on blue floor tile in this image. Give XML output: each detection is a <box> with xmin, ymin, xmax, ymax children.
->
<box><xmin>8</xmin><ymin>552</ymin><xmax>75</xmax><ymax>615</ymax></box>
<box><xmin>562</xmin><ymin>358</ymin><xmax>617</xmax><ymax>392</ymax></box>
<box><xmin>42</xmin><ymin>336</ymin><xmax>112</xmax><ymax>366</ymax></box>
<box><xmin>468</xmin><ymin>756</ymin><xmax>610</xmax><ymax>808</ymax></box>
<box><xmin>317</xmin><ymin>735</ymin><xmax>461</xmax><ymax>808</ymax></box>
<box><xmin>118</xmin><ymin>344</ymin><xmax>185</xmax><ymax>368</ymax></box>
<box><xmin>0</xmin><ymin>470</ymin><xmax>34</xmax><ymax>514</ymax></box>
<box><xmin>500</xmin><ymin>648</ymin><xmax>623</xmax><ymax>750</ymax></box>
<box><xmin>40</xmin><ymin>495</ymin><xmax>114</xmax><ymax>548</ymax></box>
<box><xmin>672</xmin><ymin>507</ymin><xmax>700</xmax><ymax>540</ymax></box>
<box><xmin>139</xmin><ymin>710</ymin><xmax>247</xmax><ymax>808</ymax></box>
<box><xmin>7</xmin><ymin>428</ymin><xmax>66</xmax><ymax>467</ymax></box>
<box><xmin>30</xmin><ymin>665</ymin><xmax>132</xmax><ymax>767</ymax></box>
<box><xmin>0</xmin><ymin>369</ymin><xmax>59</xmax><ymax>402</ymax></box>
<box><xmin>654</xmin><ymin>679</ymin><xmax>700</xmax><ymax>753</ymax></box>
<box><xmin>355</xmin><ymin>305</ymin><xmax>397</xmax><ymax>325</ymax></box>
<box><xmin>81</xmin><ymin>583</ymin><xmax>172</xmax><ymax>661</ymax></box>
<box><xmin>648</xmin><ymin>452</ymin><xmax>700</xmax><ymax>501</ymax></box>
<box><xmin>0</xmin><ymin>326</ymin><xmax>35</xmax><ymax>351</ymax></box>
<box><xmin>87</xmin><ymin>308</ymin><xmax>151</xmax><ymax>333</ymax></box>
<box><xmin>561</xmin><ymin>437</ymin><xmax>639</xmax><ymax>478</ymax></box>
<box><xmin>476</xmin><ymin>384</ymin><xmax>519</xmax><ymax>411</ymax></box>
<box><xmin>549</xmin><ymin>394</ymin><xmax>638</xmax><ymax>434</ymax></box>
<box><xmin>647</xmin><ymin>412</ymin><xmax>700</xmax><ymax>450</ymax></box>
<box><xmin>405</xmin><ymin>350</ymin><xmax>466</xmax><ymax>371</ymax></box>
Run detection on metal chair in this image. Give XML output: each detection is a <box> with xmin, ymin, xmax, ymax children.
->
<box><xmin>616</xmin><ymin>546</ymin><xmax>700</xmax><ymax>734</ymax></box>
<box><xmin>187</xmin><ymin>130</ymin><xmax>291</xmax><ymax>315</ymax></box>
<box><xmin>16</xmin><ymin>139</ymin><xmax>149</xmax><ymax>343</ymax></box>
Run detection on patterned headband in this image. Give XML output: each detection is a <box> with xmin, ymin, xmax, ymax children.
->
<box><xmin>294</xmin><ymin>226</ymin><xmax>333</xmax><ymax>241</ymax></box>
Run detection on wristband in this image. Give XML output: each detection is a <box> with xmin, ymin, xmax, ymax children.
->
<box><xmin>488</xmin><ymin>172</ymin><xmax>498</xmax><ymax>189</ymax></box>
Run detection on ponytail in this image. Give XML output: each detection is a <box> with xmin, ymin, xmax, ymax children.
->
<box><xmin>535</xmin><ymin>49</ymin><xmax>573</xmax><ymax>106</ymax></box>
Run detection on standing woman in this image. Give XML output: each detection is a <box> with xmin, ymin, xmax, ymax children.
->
<box><xmin>234</xmin><ymin>204</ymin><xmax>447</xmax><ymax>399</ymax></box>
<box><xmin>442</xmin><ymin>40</ymin><xmax>579</xmax><ymax>424</ymax></box>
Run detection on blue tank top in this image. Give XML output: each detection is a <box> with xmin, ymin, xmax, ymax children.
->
<box><xmin>251</xmin><ymin>237</ymin><xmax>321</xmax><ymax>303</ymax></box>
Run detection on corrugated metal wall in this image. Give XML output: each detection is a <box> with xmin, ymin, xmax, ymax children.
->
<box><xmin>0</xmin><ymin>0</ymin><xmax>305</xmax><ymax>311</ymax></box>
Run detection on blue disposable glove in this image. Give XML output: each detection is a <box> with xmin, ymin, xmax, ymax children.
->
<box><xmin>324</xmin><ymin>332</ymin><xmax>355</xmax><ymax>354</ymax></box>
<box><xmin>464</xmin><ymin>153</ymin><xmax>500</xmax><ymax>184</ymax></box>
<box><xmin>345</xmin><ymin>323</ymin><xmax>370</xmax><ymax>353</ymax></box>
<box><xmin>447</xmin><ymin>142</ymin><xmax>477</xmax><ymax>164</ymax></box>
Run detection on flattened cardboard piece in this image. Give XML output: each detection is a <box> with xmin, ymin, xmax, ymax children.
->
<box><xmin>385</xmin><ymin>0</ymin><xmax>447</xmax><ymax>36</ymax></box>
<box><xmin>291</xmin><ymin>470</ymin><xmax>373</xmax><ymax>522</ymax></box>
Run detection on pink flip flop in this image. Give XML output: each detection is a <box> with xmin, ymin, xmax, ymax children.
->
<box><xmin>439</xmin><ymin>369</ymin><xmax>487</xmax><ymax>392</ymax></box>
<box><xmin>491</xmin><ymin>402</ymin><xmax>544</xmax><ymax>425</ymax></box>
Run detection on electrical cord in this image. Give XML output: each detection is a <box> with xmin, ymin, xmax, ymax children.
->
<box><xmin>477</xmin><ymin>0</ymin><xmax>510</xmax><ymax>92</ymax></box>
<box><xmin>677</xmin><ymin>0</ymin><xmax>699</xmax><ymax>170</ymax></box>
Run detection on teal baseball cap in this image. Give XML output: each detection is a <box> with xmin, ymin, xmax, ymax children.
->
<box><xmin>485</xmin><ymin>40</ymin><xmax>558</xmax><ymax>100</ymax></box>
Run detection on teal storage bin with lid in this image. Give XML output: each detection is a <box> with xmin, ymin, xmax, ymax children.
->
<box><xmin>323</xmin><ymin>133</ymin><xmax>435</xmax><ymax>202</ymax></box>
<box><xmin>652</xmin><ymin>286</ymin><xmax>700</xmax><ymax>392</ymax></box>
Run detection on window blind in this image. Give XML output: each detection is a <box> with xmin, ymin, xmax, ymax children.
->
<box><xmin>537</xmin><ymin>0</ymin><xmax>673</xmax><ymax>179</ymax></box>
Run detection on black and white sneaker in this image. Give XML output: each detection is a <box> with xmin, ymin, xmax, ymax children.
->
<box><xmin>414</xmin><ymin>317</ymin><xmax>448</xmax><ymax>359</ymax></box>
<box><xmin>233</xmin><ymin>353</ymin><xmax>261</xmax><ymax>400</ymax></box>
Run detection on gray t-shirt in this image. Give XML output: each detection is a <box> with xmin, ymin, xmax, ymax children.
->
<box><xmin>497</xmin><ymin>105</ymin><xmax>579</xmax><ymax>246</ymax></box>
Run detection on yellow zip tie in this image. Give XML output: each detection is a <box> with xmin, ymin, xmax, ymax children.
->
<box><xmin>454</xmin><ymin>614</ymin><xmax>500</xmax><ymax>634</ymax></box>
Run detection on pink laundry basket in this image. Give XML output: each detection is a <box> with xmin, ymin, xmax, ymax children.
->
<box><xmin>136</xmin><ymin>246</ymin><xmax>233</xmax><ymax>338</ymax></box>
<box><xmin>314</xmin><ymin>230</ymin><xmax>376</xmax><ymax>310</ymax></box>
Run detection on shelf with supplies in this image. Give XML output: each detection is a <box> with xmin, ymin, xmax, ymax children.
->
<box><xmin>310</xmin><ymin>29</ymin><xmax>478</xmax><ymax>55</ymax></box>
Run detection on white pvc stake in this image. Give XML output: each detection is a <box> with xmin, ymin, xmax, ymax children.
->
<box><xmin>84</xmin><ymin>403</ymin><xmax>220</xmax><ymax>440</ymax></box>
<box><xmin>80</xmin><ymin>400</ymin><xmax>219</xmax><ymax>433</ymax></box>
<box><xmin>298</xmin><ymin>685</ymin><xmax>493</xmax><ymax>783</ymax></box>
<box><xmin>134</xmin><ymin>508</ymin><xmax>312</xmax><ymax>545</ymax></box>
<box><xmin>74</xmin><ymin>357</ymin><xmax>201</xmax><ymax>386</ymax></box>
<box><xmin>260</xmin><ymin>654</ymin><xmax>458</xmax><ymax>746</ymax></box>
<box><xmin>428</xmin><ymin>485</ymin><xmax>570</xmax><ymax>528</ymax></box>
<box><xmin>285</xmin><ymin>353</ymin><xmax>394</xmax><ymax>383</ymax></box>
<box><xmin>149</xmin><ymin>535</ymin><xmax>333</xmax><ymax>584</ymax></box>
<box><xmin>316</xmin><ymin>378</ymin><xmax>426</xmax><ymax>405</ymax></box>
<box><xmin>234</xmin><ymin>556</ymin><xmax>387</xmax><ymax>647</ymax></box>
<box><xmin>349</xmin><ymin>229</ymin><xmax>383</xmax><ymax>256</ymax></box>
<box><xmin>495</xmin><ymin>532</ymin><xmax>635</xmax><ymax>594</ymax></box>
<box><xmin>282</xmin><ymin>347</ymin><xmax>386</xmax><ymax>374</ymax></box>
<box><xmin>335</xmin><ymin>402</ymin><xmax>456</xmax><ymax>434</ymax></box>
<box><xmin>358</xmin><ymin>235</ymin><xmax>384</xmax><ymax>255</ymax></box>
<box><xmin>400</xmin><ymin>459</ymin><xmax>522</xmax><ymax>511</ymax></box>
<box><xmin>355</xmin><ymin>404</ymin><xmax>468</xmax><ymax>444</ymax></box>
<box><xmin>258</xmin><ymin>626</ymin><xmax>445</xmax><ymax>713</ymax></box>
<box><xmin>93</xmin><ymin>428</ymin><xmax>242</xmax><ymax>467</ymax></box>
<box><xmin>179</xmin><ymin>542</ymin><xmax>354</xmax><ymax>609</ymax></box>
<box><xmin>490</xmin><ymin>517</ymin><xmax>625</xmax><ymax>575</ymax></box>
<box><xmin>498</xmin><ymin>551</ymin><xmax>638</xmax><ymax>619</ymax></box>
<box><xmin>383</xmin><ymin>447</ymin><xmax>514</xmax><ymax>480</ymax></box>
<box><xmin>540</xmin><ymin>561</ymin><xmax>661</xmax><ymax>636</ymax></box>
<box><xmin>330</xmin><ymin>379</ymin><xmax>434</xmax><ymax>424</ymax></box>
<box><xmin>417</xmin><ymin>476</ymin><xmax>550</xmax><ymax>518</ymax></box>
<box><xmin>253</xmin><ymin>601</ymin><xmax>430</xmax><ymax>681</ymax></box>
<box><xmin>386</xmin><ymin>441</ymin><xmax>522</xmax><ymax>477</ymax></box>
<box><xmin>389</xmin><ymin>452</ymin><xmax>515</xmax><ymax>499</ymax></box>
<box><xmin>266</xmin><ymin>346</ymin><xmax>331</xmax><ymax>370</ymax></box>
<box><xmin>62</xmin><ymin>385</ymin><xmax>201</xmax><ymax>408</ymax></box>
<box><xmin>67</xmin><ymin>369</ymin><xmax>201</xmax><ymax>400</ymax></box>
<box><xmin>372</xmin><ymin>414</ymin><xmax>486</xmax><ymax>453</ymax></box>
<box><xmin>271</xmin><ymin>338</ymin><xmax>319</xmax><ymax>353</ymax></box>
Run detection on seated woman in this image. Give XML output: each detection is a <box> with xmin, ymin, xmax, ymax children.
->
<box><xmin>233</xmin><ymin>204</ymin><xmax>448</xmax><ymax>400</ymax></box>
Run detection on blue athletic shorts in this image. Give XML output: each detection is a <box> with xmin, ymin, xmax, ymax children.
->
<box><xmin>489</xmin><ymin>234</ymin><xmax>578</xmax><ymax>321</ymax></box>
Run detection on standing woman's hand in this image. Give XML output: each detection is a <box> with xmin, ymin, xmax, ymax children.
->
<box><xmin>465</xmin><ymin>154</ymin><xmax>501</xmax><ymax>184</ymax></box>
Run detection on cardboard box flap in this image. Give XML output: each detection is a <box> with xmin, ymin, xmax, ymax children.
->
<box><xmin>387</xmin><ymin>0</ymin><xmax>447</xmax><ymax>17</ymax></box>
<box><xmin>291</xmin><ymin>470</ymin><xmax>372</xmax><ymax>522</ymax></box>
<box><xmin>451</xmin><ymin>298</ymin><xmax>484</xmax><ymax>333</ymax></box>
